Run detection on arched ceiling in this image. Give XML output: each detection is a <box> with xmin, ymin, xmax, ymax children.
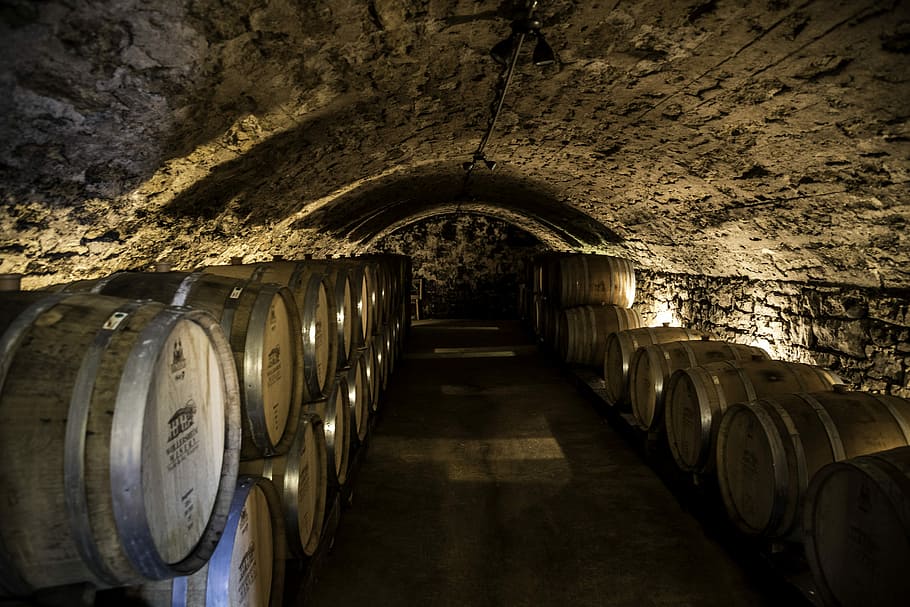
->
<box><xmin>1</xmin><ymin>0</ymin><xmax>908</xmax><ymax>287</ymax></box>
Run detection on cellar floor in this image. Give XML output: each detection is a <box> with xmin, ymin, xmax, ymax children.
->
<box><xmin>305</xmin><ymin>319</ymin><xmax>786</xmax><ymax>607</ymax></box>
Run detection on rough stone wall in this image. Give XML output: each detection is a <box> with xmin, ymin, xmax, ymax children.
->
<box><xmin>634</xmin><ymin>269</ymin><xmax>910</xmax><ymax>398</ymax></box>
<box><xmin>371</xmin><ymin>214</ymin><xmax>544</xmax><ymax>318</ymax></box>
<box><xmin>2</xmin><ymin>1</ymin><xmax>908</xmax><ymax>291</ymax></box>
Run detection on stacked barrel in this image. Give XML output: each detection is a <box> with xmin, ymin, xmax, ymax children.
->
<box><xmin>523</xmin><ymin>252</ymin><xmax>910</xmax><ymax>606</ymax></box>
<box><xmin>530</xmin><ymin>253</ymin><xmax>641</xmax><ymax>367</ymax></box>
<box><xmin>0</xmin><ymin>253</ymin><xmax>411</xmax><ymax>606</ymax></box>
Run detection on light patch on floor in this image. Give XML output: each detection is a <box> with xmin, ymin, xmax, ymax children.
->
<box><xmin>371</xmin><ymin>437</ymin><xmax>571</xmax><ymax>483</ymax></box>
<box><xmin>405</xmin><ymin>345</ymin><xmax>537</xmax><ymax>359</ymax></box>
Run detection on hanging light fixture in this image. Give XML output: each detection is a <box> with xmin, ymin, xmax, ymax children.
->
<box><xmin>490</xmin><ymin>34</ymin><xmax>517</xmax><ymax>65</ymax></box>
<box><xmin>462</xmin><ymin>1</ymin><xmax>556</xmax><ymax>181</ymax></box>
<box><xmin>532</xmin><ymin>35</ymin><xmax>555</xmax><ymax>66</ymax></box>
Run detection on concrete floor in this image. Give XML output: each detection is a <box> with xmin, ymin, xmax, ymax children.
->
<box><xmin>307</xmin><ymin>320</ymin><xmax>782</xmax><ymax>607</ymax></box>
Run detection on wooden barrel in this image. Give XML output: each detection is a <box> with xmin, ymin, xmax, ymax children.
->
<box><xmin>0</xmin><ymin>292</ymin><xmax>240</xmax><ymax>593</ymax></box>
<box><xmin>664</xmin><ymin>359</ymin><xmax>841</xmax><ymax>474</ymax></box>
<box><xmin>297</xmin><ymin>260</ymin><xmax>357</xmax><ymax>371</ymax></box>
<box><xmin>375</xmin><ymin>329</ymin><xmax>391</xmax><ymax>396</ymax></box>
<box><xmin>203</xmin><ymin>261</ymin><xmax>337</xmax><ymax>402</ymax></box>
<box><xmin>132</xmin><ymin>475</ymin><xmax>286</xmax><ymax>607</ymax></box>
<box><xmin>323</xmin><ymin>260</ymin><xmax>371</xmax><ymax>347</ymax></box>
<box><xmin>717</xmin><ymin>390</ymin><xmax>910</xmax><ymax>540</ymax></box>
<box><xmin>346</xmin><ymin>352</ymin><xmax>371</xmax><ymax>443</ymax></box>
<box><xmin>556</xmin><ymin>306</ymin><xmax>642</xmax><ymax>366</ymax></box>
<box><xmin>381</xmin><ymin>324</ymin><xmax>395</xmax><ymax>385</ymax></box>
<box><xmin>351</xmin><ymin>260</ymin><xmax>378</xmax><ymax>339</ymax></box>
<box><xmin>554</xmin><ymin>254</ymin><xmax>636</xmax><ymax>309</ymax></box>
<box><xmin>803</xmin><ymin>446</ymin><xmax>910</xmax><ymax>607</ymax></box>
<box><xmin>629</xmin><ymin>340</ymin><xmax>768</xmax><ymax>431</ymax></box>
<box><xmin>302</xmin><ymin>376</ymin><xmax>351</xmax><ymax>487</ymax></box>
<box><xmin>603</xmin><ymin>326</ymin><xmax>707</xmax><ymax>407</ymax></box>
<box><xmin>534</xmin><ymin>252</ymin><xmax>571</xmax><ymax>297</ymax></box>
<box><xmin>357</xmin><ymin>256</ymin><xmax>392</xmax><ymax>330</ymax></box>
<box><xmin>531</xmin><ymin>294</ymin><xmax>545</xmax><ymax>339</ymax></box>
<box><xmin>239</xmin><ymin>414</ymin><xmax>328</xmax><ymax>558</ymax></box>
<box><xmin>59</xmin><ymin>271</ymin><xmax>303</xmax><ymax>459</ymax></box>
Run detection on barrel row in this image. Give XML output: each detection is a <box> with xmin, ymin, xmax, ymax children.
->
<box><xmin>541</xmin><ymin>276</ymin><xmax>910</xmax><ymax>607</ymax></box>
<box><xmin>0</xmin><ymin>253</ymin><xmax>411</xmax><ymax>606</ymax></box>
<box><xmin>523</xmin><ymin>253</ymin><xmax>638</xmax><ymax>367</ymax></box>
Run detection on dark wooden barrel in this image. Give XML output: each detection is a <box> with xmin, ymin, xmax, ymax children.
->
<box><xmin>629</xmin><ymin>340</ymin><xmax>768</xmax><ymax>431</ymax></box>
<box><xmin>59</xmin><ymin>271</ymin><xmax>303</xmax><ymax>459</ymax></box>
<box><xmin>322</xmin><ymin>259</ymin><xmax>372</xmax><ymax>347</ymax></box>
<box><xmin>803</xmin><ymin>446</ymin><xmax>910</xmax><ymax>607</ymax></box>
<box><xmin>380</xmin><ymin>324</ymin><xmax>394</xmax><ymax>391</ymax></box>
<box><xmin>531</xmin><ymin>294</ymin><xmax>546</xmax><ymax>340</ymax></box>
<box><xmin>346</xmin><ymin>351</ymin><xmax>371</xmax><ymax>443</ymax></box>
<box><xmin>716</xmin><ymin>390</ymin><xmax>910</xmax><ymax>540</ymax></box>
<box><xmin>0</xmin><ymin>292</ymin><xmax>240</xmax><ymax>593</ymax></box>
<box><xmin>203</xmin><ymin>261</ymin><xmax>337</xmax><ymax>403</ymax></box>
<box><xmin>302</xmin><ymin>376</ymin><xmax>351</xmax><ymax>487</ymax></box>
<box><xmin>556</xmin><ymin>306</ymin><xmax>642</xmax><ymax>367</ymax></box>
<box><xmin>603</xmin><ymin>326</ymin><xmax>707</xmax><ymax>407</ymax></box>
<box><xmin>239</xmin><ymin>414</ymin><xmax>328</xmax><ymax>558</ymax></box>
<box><xmin>553</xmin><ymin>254</ymin><xmax>636</xmax><ymax>309</ymax></box>
<box><xmin>664</xmin><ymin>359</ymin><xmax>841</xmax><ymax>474</ymax></box>
<box><xmin>355</xmin><ymin>255</ymin><xmax>393</xmax><ymax>330</ymax></box>
<box><xmin>300</xmin><ymin>260</ymin><xmax>357</xmax><ymax>371</ymax></box>
<box><xmin>132</xmin><ymin>475</ymin><xmax>286</xmax><ymax>607</ymax></box>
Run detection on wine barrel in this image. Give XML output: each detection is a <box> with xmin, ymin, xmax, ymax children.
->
<box><xmin>554</xmin><ymin>254</ymin><xmax>636</xmax><ymax>309</ymax></box>
<box><xmin>629</xmin><ymin>340</ymin><xmax>768</xmax><ymax>431</ymax></box>
<box><xmin>346</xmin><ymin>351</ymin><xmax>371</xmax><ymax>443</ymax></box>
<box><xmin>356</xmin><ymin>256</ymin><xmax>392</xmax><ymax>329</ymax></box>
<box><xmin>603</xmin><ymin>326</ymin><xmax>707</xmax><ymax>407</ymax></box>
<box><xmin>664</xmin><ymin>359</ymin><xmax>841</xmax><ymax>474</ymax></box>
<box><xmin>59</xmin><ymin>271</ymin><xmax>303</xmax><ymax>459</ymax></box>
<box><xmin>556</xmin><ymin>306</ymin><xmax>642</xmax><ymax>366</ymax></box>
<box><xmin>717</xmin><ymin>390</ymin><xmax>910</xmax><ymax>540</ymax></box>
<box><xmin>531</xmin><ymin>294</ymin><xmax>545</xmax><ymax>339</ymax></box>
<box><xmin>302</xmin><ymin>376</ymin><xmax>351</xmax><ymax>487</ymax></box>
<box><xmin>803</xmin><ymin>446</ymin><xmax>910</xmax><ymax>607</ymax></box>
<box><xmin>351</xmin><ymin>260</ymin><xmax>378</xmax><ymax>339</ymax></box>
<box><xmin>382</xmin><ymin>324</ymin><xmax>395</xmax><ymax>384</ymax></box>
<box><xmin>295</xmin><ymin>259</ymin><xmax>358</xmax><ymax>371</ymax></box>
<box><xmin>322</xmin><ymin>259</ymin><xmax>372</xmax><ymax>347</ymax></box>
<box><xmin>132</xmin><ymin>475</ymin><xmax>286</xmax><ymax>607</ymax></box>
<box><xmin>239</xmin><ymin>414</ymin><xmax>328</xmax><ymax>558</ymax></box>
<box><xmin>0</xmin><ymin>293</ymin><xmax>240</xmax><ymax>593</ymax></box>
<box><xmin>534</xmin><ymin>252</ymin><xmax>571</xmax><ymax>297</ymax></box>
<box><xmin>203</xmin><ymin>261</ymin><xmax>336</xmax><ymax>402</ymax></box>
<box><xmin>375</xmin><ymin>329</ymin><xmax>392</xmax><ymax>396</ymax></box>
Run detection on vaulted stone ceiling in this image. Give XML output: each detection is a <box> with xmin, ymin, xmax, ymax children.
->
<box><xmin>1</xmin><ymin>0</ymin><xmax>908</xmax><ymax>287</ymax></box>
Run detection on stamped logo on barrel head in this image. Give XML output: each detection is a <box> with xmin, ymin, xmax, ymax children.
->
<box><xmin>166</xmin><ymin>399</ymin><xmax>199</xmax><ymax>470</ymax></box>
<box><xmin>267</xmin><ymin>345</ymin><xmax>282</xmax><ymax>387</ymax></box>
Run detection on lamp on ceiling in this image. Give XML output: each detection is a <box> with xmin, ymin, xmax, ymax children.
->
<box><xmin>463</xmin><ymin>1</ymin><xmax>556</xmax><ymax>181</ymax></box>
<box><xmin>532</xmin><ymin>35</ymin><xmax>555</xmax><ymax>66</ymax></box>
<box><xmin>490</xmin><ymin>34</ymin><xmax>517</xmax><ymax>65</ymax></box>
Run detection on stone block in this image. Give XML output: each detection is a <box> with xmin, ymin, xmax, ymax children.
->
<box><xmin>812</xmin><ymin>319</ymin><xmax>869</xmax><ymax>358</ymax></box>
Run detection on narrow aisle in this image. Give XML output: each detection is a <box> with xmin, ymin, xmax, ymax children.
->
<box><xmin>309</xmin><ymin>320</ymin><xmax>772</xmax><ymax>607</ymax></box>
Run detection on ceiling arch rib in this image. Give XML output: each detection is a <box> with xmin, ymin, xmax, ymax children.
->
<box><xmin>290</xmin><ymin>164</ymin><xmax>624</xmax><ymax>250</ymax></box>
<box><xmin>356</xmin><ymin>202</ymin><xmax>573</xmax><ymax>253</ymax></box>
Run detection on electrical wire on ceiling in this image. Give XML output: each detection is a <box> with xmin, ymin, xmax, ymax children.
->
<box><xmin>459</xmin><ymin>0</ymin><xmax>556</xmax><ymax>200</ymax></box>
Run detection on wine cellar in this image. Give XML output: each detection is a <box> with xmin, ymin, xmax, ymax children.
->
<box><xmin>1</xmin><ymin>1</ymin><xmax>909</xmax><ymax>606</ymax></box>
